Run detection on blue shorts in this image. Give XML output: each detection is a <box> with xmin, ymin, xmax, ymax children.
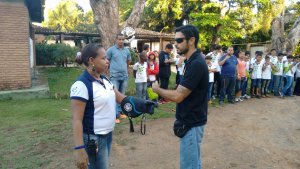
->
<box><xmin>251</xmin><ymin>78</ymin><xmax>261</xmax><ymax>88</ymax></box>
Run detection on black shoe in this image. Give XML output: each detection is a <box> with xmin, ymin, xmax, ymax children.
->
<box><xmin>256</xmin><ymin>95</ymin><xmax>261</xmax><ymax>99</ymax></box>
<box><xmin>228</xmin><ymin>100</ymin><xmax>235</xmax><ymax>104</ymax></box>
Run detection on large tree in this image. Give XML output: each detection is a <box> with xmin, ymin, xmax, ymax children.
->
<box><xmin>89</xmin><ymin>0</ymin><xmax>146</xmax><ymax>49</ymax></box>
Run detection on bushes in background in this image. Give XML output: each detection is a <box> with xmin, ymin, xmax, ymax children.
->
<box><xmin>36</xmin><ymin>43</ymin><xmax>79</xmax><ymax>67</ymax></box>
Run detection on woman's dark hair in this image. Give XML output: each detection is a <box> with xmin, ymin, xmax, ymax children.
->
<box><xmin>75</xmin><ymin>44</ymin><xmax>103</xmax><ymax>66</ymax></box>
<box><xmin>175</xmin><ymin>25</ymin><xmax>199</xmax><ymax>48</ymax></box>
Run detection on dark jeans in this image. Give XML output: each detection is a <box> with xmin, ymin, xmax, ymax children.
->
<box><xmin>294</xmin><ymin>78</ymin><xmax>300</xmax><ymax>95</ymax></box>
<box><xmin>219</xmin><ymin>75</ymin><xmax>236</xmax><ymax>102</ymax></box>
<box><xmin>235</xmin><ymin>77</ymin><xmax>246</xmax><ymax>92</ymax></box>
<box><xmin>207</xmin><ymin>82</ymin><xmax>213</xmax><ymax>100</ymax></box>
<box><xmin>273</xmin><ymin>75</ymin><xmax>283</xmax><ymax>96</ymax></box>
<box><xmin>268</xmin><ymin>74</ymin><xmax>274</xmax><ymax>92</ymax></box>
<box><xmin>282</xmin><ymin>76</ymin><xmax>294</xmax><ymax>96</ymax></box>
<box><xmin>242</xmin><ymin>78</ymin><xmax>249</xmax><ymax>96</ymax></box>
<box><xmin>159</xmin><ymin>76</ymin><xmax>170</xmax><ymax>99</ymax></box>
<box><xmin>261</xmin><ymin>79</ymin><xmax>271</xmax><ymax>95</ymax></box>
<box><xmin>212</xmin><ymin>72</ymin><xmax>221</xmax><ymax>97</ymax></box>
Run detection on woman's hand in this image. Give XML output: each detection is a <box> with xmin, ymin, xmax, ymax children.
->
<box><xmin>75</xmin><ymin>149</ymin><xmax>88</xmax><ymax>169</ymax></box>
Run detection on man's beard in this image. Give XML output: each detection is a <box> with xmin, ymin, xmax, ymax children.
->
<box><xmin>177</xmin><ymin>47</ymin><xmax>188</xmax><ymax>55</ymax></box>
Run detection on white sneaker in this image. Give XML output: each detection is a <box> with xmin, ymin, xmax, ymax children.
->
<box><xmin>239</xmin><ymin>97</ymin><xmax>244</xmax><ymax>102</ymax></box>
<box><xmin>245</xmin><ymin>94</ymin><xmax>251</xmax><ymax>99</ymax></box>
<box><xmin>235</xmin><ymin>98</ymin><xmax>239</xmax><ymax>102</ymax></box>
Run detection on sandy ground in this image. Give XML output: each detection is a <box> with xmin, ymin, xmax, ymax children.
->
<box><xmin>108</xmin><ymin>96</ymin><xmax>300</xmax><ymax>169</ymax></box>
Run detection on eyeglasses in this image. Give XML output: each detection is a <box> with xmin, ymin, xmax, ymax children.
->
<box><xmin>175</xmin><ymin>38</ymin><xmax>186</xmax><ymax>43</ymax></box>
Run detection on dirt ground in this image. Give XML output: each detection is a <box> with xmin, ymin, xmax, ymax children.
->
<box><xmin>108</xmin><ymin>96</ymin><xmax>300</xmax><ymax>169</ymax></box>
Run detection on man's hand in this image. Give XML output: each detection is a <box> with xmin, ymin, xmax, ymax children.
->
<box><xmin>152</xmin><ymin>81</ymin><xmax>160</xmax><ymax>93</ymax></box>
<box><xmin>75</xmin><ymin>149</ymin><xmax>88</xmax><ymax>169</ymax></box>
<box><xmin>225</xmin><ymin>55</ymin><xmax>231</xmax><ymax>60</ymax></box>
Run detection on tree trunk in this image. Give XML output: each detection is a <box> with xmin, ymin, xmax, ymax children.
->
<box><xmin>271</xmin><ymin>14</ymin><xmax>285</xmax><ymax>52</ymax></box>
<box><xmin>286</xmin><ymin>17</ymin><xmax>300</xmax><ymax>52</ymax></box>
<box><xmin>90</xmin><ymin>0</ymin><xmax>119</xmax><ymax>49</ymax></box>
<box><xmin>90</xmin><ymin>0</ymin><xmax>146</xmax><ymax>49</ymax></box>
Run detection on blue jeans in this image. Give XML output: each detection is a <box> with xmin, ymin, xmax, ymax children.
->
<box><xmin>273</xmin><ymin>75</ymin><xmax>283</xmax><ymax>96</ymax></box>
<box><xmin>242</xmin><ymin>78</ymin><xmax>248</xmax><ymax>96</ymax></box>
<box><xmin>180</xmin><ymin>125</ymin><xmax>205</xmax><ymax>169</ymax></box>
<box><xmin>219</xmin><ymin>75</ymin><xmax>236</xmax><ymax>102</ymax></box>
<box><xmin>235</xmin><ymin>77</ymin><xmax>246</xmax><ymax>92</ymax></box>
<box><xmin>207</xmin><ymin>82</ymin><xmax>213</xmax><ymax>100</ymax></box>
<box><xmin>83</xmin><ymin>132</ymin><xmax>112</xmax><ymax>169</ymax></box>
<box><xmin>268</xmin><ymin>74</ymin><xmax>274</xmax><ymax>92</ymax></box>
<box><xmin>282</xmin><ymin>76</ymin><xmax>294</xmax><ymax>96</ymax></box>
<box><xmin>110</xmin><ymin>78</ymin><xmax>128</xmax><ymax>118</ymax></box>
<box><xmin>135</xmin><ymin>82</ymin><xmax>147</xmax><ymax>99</ymax></box>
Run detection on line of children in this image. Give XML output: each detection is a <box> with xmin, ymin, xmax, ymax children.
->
<box><xmin>205</xmin><ymin>48</ymin><xmax>300</xmax><ymax>104</ymax></box>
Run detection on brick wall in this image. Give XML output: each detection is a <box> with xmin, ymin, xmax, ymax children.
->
<box><xmin>0</xmin><ymin>2</ymin><xmax>31</xmax><ymax>90</ymax></box>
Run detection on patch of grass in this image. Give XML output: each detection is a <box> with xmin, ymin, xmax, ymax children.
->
<box><xmin>0</xmin><ymin>99</ymin><xmax>72</xmax><ymax>169</ymax></box>
<box><xmin>44</xmin><ymin>67</ymin><xmax>83</xmax><ymax>98</ymax></box>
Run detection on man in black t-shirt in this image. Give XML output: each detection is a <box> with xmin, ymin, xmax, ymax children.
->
<box><xmin>158</xmin><ymin>44</ymin><xmax>174</xmax><ymax>103</ymax></box>
<box><xmin>153</xmin><ymin>25</ymin><xmax>208</xmax><ymax>169</ymax></box>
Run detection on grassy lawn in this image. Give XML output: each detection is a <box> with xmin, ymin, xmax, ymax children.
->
<box><xmin>0</xmin><ymin>67</ymin><xmax>177</xmax><ymax>168</ymax></box>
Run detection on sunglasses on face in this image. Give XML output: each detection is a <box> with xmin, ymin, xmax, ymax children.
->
<box><xmin>175</xmin><ymin>38</ymin><xmax>186</xmax><ymax>43</ymax></box>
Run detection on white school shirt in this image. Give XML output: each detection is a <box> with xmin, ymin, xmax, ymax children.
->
<box><xmin>245</xmin><ymin>61</ymin><xmax>250</xmax><ymax>71</ymax></box>
<box><xmin>262</xmin><ymin>64</ymin><xmax>272</xmax><ymax>80</ymax></box>
<box><xmin>270</xmin><ymin>56</ymin><xmax>278</xmax><ymax>65</ymax></box>
<box><xmin>133</xmin><ymin>62</ymin><xmax>148</xmax><ymax>83</ymax></box>
<box><xmin>274</xmin><ymin>61</ymin><xmax>284</xmax><ymax>76</ymax></box>
<box><xmin>175</xmin><ymin>57</ymin><xmax>185</xmax><ymax>75</ymax></box>
<box><xmin>251</xmin><ymin>62</ymin><xmax>263</xmax><ymax>79</ymax></box>
<box><xmin>284</xmin><ymin>62</ymin><xmax>296</xmax><ymax>77</ymax></box>
<box><xmin>208</xmin><ymin>64</ymin><xmax>216</xmax><ymax>83</ymax></box>
<box><xmin>207</xmin><ymin>52</ymin><xmax>221</xmax><ymax>72</ymax></box>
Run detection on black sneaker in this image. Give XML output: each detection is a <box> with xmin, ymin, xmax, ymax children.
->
<box><xmin>228</xmin><ymin>100</ymin><xmax>235</xmax><ymax>104</ymax></box>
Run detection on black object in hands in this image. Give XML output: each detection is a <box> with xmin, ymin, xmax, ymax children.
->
<box><xmin>121</xmin><ymin>96</ymin><xmax>158</xmax><ymax>118</ymax></box>
<box><xmin>86</xmin><ymin>139</ymin><xmax>97</xmax><ymax>155</ymax></box>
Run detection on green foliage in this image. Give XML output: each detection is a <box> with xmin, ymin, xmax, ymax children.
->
<box><xmin>53</xmin><ymin>43</ymin><xmax>79</xmax><ymax>67</ymax></box>
<box><xmin>129</xmin><ymin>47</ymin><xmax>139</xmax><ymax>65</ymax></box>
<box><xmin>190</xmin><ymin>2</ymin><xmax>243</xmax><ymax>48</ymax></box>
<box><xmin>119</xmin><ymin>0</ymin><xmax>135</xmax><ymax>22</ymax></box>
<box><xmin>75</xmin><ymin>10</ymin><xmax>98</xmax><ymax>33</ymax></box>
<box><xmin>141</xmin><ymin>0</ymin><xmax>184</xmax><ymax>32</ymax></box>
<box><xmin>43</xmin><ymin>0</ymin><xmax>96</xmax><ymax>32</ymax></box>
<box><xmin>36</xmin><ymin>43</ymin><xmax>56</xmax><ymax>65</ymax></box>
<box><xmin>294</xmin><ymin>44</ymin><xmax>300</xmax><ymax>56</ymax></box>
<box><xmin>36</xmin><ymin>43</ymin><xmax>79</xmax><ymax>67</ymax></box>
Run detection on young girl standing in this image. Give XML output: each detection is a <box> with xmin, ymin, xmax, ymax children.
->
<box><xmin>235</xmin><ymin>51</ymin><xmax>246</xmax><ymax>102</ymax></box>
<box><xmin>147</xmin><ymin>51</ymin><xmax>159</xmax><ymax>86</ymax></box>
<box><xmin>133</xmin><ymin>52</ymin><xmax>148</xmax><ymax>99</ymax></box>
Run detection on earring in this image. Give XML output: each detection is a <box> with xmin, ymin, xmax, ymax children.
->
<box><xmin>91</xmin><ymin>65</ymin><xmax>96</xmax><ymax>72</ymax></box>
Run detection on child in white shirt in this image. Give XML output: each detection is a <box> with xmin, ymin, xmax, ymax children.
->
<box><xmin>133</xmin><ymin>52</ymin><xmax>148</xmax><ymax>99</ymax></box>
<box><xmin>261</xmin><ymin>56</ymin><xmax>272</xmax><ymax>97</ymax></box>
<box><xmin>250</xmin><ymin>53</ymin><xmax>263</xmax><ymax>98</ymax></box>
<box><xmin>281</xmin><ymin>56</ymin><xmax>297</xmax><ymax>97</ymax></box>
<box><xmin>272</xmin><ymin>53</ymin><xmax>285</xmax><ymax>96</ymax></box>
<box><xmin>205</xmin><ymin>56</ymin><xmax>217</xmax><ymax>104</ymax></box>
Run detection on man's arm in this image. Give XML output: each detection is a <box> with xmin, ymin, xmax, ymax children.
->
<box><xmin>152</xmin><ymin>83</ymin><xmax>191</xmax><ymax>103</ymax></box>
<box><xmin>219</xmin><ymin>55</ymin><xmax>230</xmax><ymax>66</ymax></box>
